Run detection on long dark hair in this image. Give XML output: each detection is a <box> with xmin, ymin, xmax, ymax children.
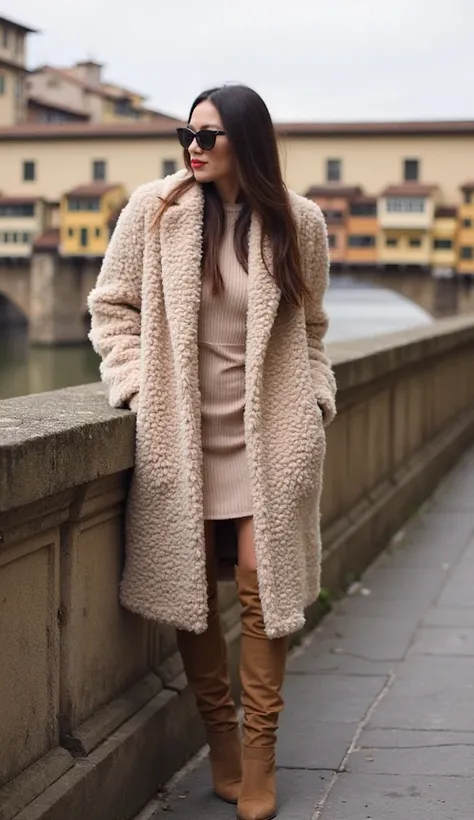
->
<box><xmin>155</xmin><ymin>84</ymin><xmax>309</xmax><ymax>306</ymax></box>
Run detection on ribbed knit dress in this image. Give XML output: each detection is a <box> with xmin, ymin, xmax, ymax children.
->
<box><xmin>198</xmin><ymin>203</ymin><xmax>253</xmax><ymax>520</ymax></box>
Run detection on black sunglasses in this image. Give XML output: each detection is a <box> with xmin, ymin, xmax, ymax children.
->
<box><xmin>177</xmin><ymin>126</ymin><xmax>226</xmax><ymax>152</ymax></box>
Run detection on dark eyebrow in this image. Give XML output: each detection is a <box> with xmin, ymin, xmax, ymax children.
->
<box><xmin>188</xmin><ymin>123</ymin><xmax>222</xmax><ymax>130</ymax></box>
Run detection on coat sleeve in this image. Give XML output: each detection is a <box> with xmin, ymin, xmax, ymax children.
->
<box><xmin>88</xmin><ymin>190</ymin><xmax>145</xmax><ymax>410</ymax></box>
<box><xmin>303</xmin><ymin>202</ymin><xmax>337</xmax><ymax>426</ymax></box>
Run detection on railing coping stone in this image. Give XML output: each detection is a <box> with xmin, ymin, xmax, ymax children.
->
<box><xmin>1</xmin><ymin>314</ymin><xmax>473</xmax><ymax>512</ymax></box>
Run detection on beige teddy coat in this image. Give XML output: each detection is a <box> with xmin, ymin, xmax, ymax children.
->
<box><xmin>88</xmin><ymin>170</ymin><xmax>336</xmax><ymax>638</ymax></box>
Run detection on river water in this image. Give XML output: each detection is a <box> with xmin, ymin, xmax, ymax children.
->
<box><xmin>0</xmin><ymin>272</ymin><xmax>473</xmax><ymax>401</ymax></box>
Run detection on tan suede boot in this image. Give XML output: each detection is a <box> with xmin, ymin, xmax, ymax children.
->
<box><xmin>236</xmin><ymin>567</ymin><xmax>289</xmax><ymax>820</ymax></box>
<box><xmin>176</xmin><ymin>552</ymin><xmax>242</xmax><ymax>803</ymax></box>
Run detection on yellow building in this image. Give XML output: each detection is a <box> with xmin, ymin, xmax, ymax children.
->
<box><xmin>431</xmin><ymin>206</ymin><xmax>458</xmax><ymax>274</ymax></box>
<box><xmin>0</xmin><ymin>15</ymin><xmax>37</xmax><ymax>126</ymax></box>
<box><xmin>0</xmin><ymin>196</ymin><xmax>49</xmax><ymax>257</ymax></box>
<box><xmin>346</xmin><ymin>196</ymin><xmax>379</xmax><ymax>266</ymax></box>
<box><xmin>60</xmin><ymin>183</ymin><xmax>126</xmax><ymax>257</ymax></box>
<box><xmin>377</xmin><ymin>183</ymin><xmax>439</xmax><ymax>268</ymax></box>
<box><xmin>457</xmin><ymin>182</ymin><xmax>474</xmax><ymax>277</ymax></box>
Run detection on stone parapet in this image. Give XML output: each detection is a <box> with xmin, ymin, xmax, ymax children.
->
<box><xmin>1</xmin><ymin>314</ymin><xmax>474</xmax><ymax>820</ymax></box>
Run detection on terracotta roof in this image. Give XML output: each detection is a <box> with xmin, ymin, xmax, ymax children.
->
<box><xmin>435</xmin><ymin>205</ymin><xmax>458</xmax><ymax>218</ymax></box>
<box><xmin>381</xmin><ymin>183</ymin><xmax>439</xmax><ymax>197</ymax></box>
<box><xmin>305</xmin><ymin>185</ymin><xmax>363</xmax><ymax>199</ymax></box>
<box><xmin>0</xmin><ymin>196</ymin><xmax>41</xmax><ymax>205</ymax></box>
<box><xmin>30</xmin><ymin>66</ymin><xmax>111</xmax><ymax>98</ymax></box>
<box><xmin>2</xmin><ymin>118</ymin><xmax>474</xmax><ymax>141</ymax></box>
<box><xmin>0</xmin><ymin>118</ymin><xmax>183</xmax><ymax>140</ymax></box>
<box><xmin>27</xmin><ymin>94</ymin><xmax>90</xmax><ymax>120</ymax></box>
<box><xmin>460</xmin><ymin>181</ymin><xmax>474</xmax><ymax>191</ymax></box>
<box><xmin>0</xmin><ymin>14</ymin><xmax>38</xmax><ymax>33</ymax></box>
<box><xmin>277</xmin><ymin>120</ymin><xmax>474</xmax><ymax>136</ymax></box>
<box><xmin>65</xmin><ymin>183</ymin><xmax>121</xmax><ymax>197</ymax></box>
<box><xmin>0</xmin><ymin>56</ymin><xmax>29</xmax><ymax>73</ymax></box>
<box><xmin>350</xmin><ymin>195</ymin><xmax>377</xmax><ymax>204</ymax></box>
<box><xmin>33</xmin><ymin>229</ymin><xmax>59</xmax><ymax>250</ymax></box>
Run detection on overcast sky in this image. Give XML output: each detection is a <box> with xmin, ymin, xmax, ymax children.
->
<box><xmin>4</xmin><ymin>0</ymin><xmax>473</xmax><ymax>122</ymax></box>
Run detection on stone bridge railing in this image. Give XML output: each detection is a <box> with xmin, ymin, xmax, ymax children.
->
<box><xmin>1</xmin><ymin>315</ymin><xmax>474</xmax><ymax>820</ymax></box>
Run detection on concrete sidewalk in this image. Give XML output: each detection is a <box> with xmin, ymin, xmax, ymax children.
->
<box><xmin>143</xmin><ymin>444</ymin><xmax>474</xmax><ymax>820</ymax></box>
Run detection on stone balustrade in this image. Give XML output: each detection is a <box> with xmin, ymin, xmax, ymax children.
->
<box><xmin>1</xmin><ymin>314</ymin><xmax>474</xmax><ymax>820</ymax></box>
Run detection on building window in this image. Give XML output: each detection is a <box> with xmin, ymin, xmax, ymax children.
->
<box><xmin>80</xmin><ymin>228</ymin><xmax>88</xmax><ymax>247</ymax></box>
<box><xmin>323</xmin><ymin>209</ymin><xmax>344</xmax><ymax>223</ymax></box>
<box><xmin>462</xmin><ymin>218</ymin><xmax>472</xmax><ymax>228</ymax></box>
<box><xmin>349</xmin><ymin>201</ymin><xmax>377</xmax><ymax>217</ymax></box>
<box><xmin>95</xmin><ymin>227</ymin><xmax>101</xmax><ymax>237</ymax></box>
<box><xmin>409</xmin><ymin>238</ymin><xmax>422</xmax><ymax>247</ymax></box>
<box><xmin>15</xmin><ymin>76</ymin><xmax>22</xmax><ymax>100</ymax></box>
<box><xmin>23</xmin><ymin>161</ymin><xmax>36</xmax><ymax>182</ymax></box>
<box><xmin>92</xmin><ymin>160</ymin><xmax>107</xmax><ymax>181</ymax></box>
<box><xmin>21</xmin><ymin>233</ymin><xmax>30</xmax><ymax>243</ymax></box>
<box><xmin>328</xmin><ymin>234</ymin><xmax>337</xmax><ymax>248</ymax></box>
<box><xmin>433</xmin><ymin>239</ymin><xmax>453</xmax><ymax>250</ymax></box>
<box><xmin>2</xmin><ymin>26</ymin><xmax>8</xmax><ymax>47</ymax></box>
<box><xmin>0</xmin><ymin>203</ymin><xmax>34</xmax><ymax>217</ymax></box>
<box><xmin>386</xmin><ymin>197</ymin><xmax>425</xmax><ymax>213</ymax></box>
<box><xmin>68</xmin><ymin>228</ymin><xmax>74</xmax><ymax>237</ymax></box>
<box><xmin>386</xmin><ymin>237</ymin><xmax>398</xmax><ymax>247</ymax></box>
<box><xmin>0</xmin><ymin>74</ymin><xmax>5</xmax><ymax>95</ymax></box>
<box><xmin>464</xmin><ymin>191</ymin><xmax>473</xmax><ymax>204</ymax></box>
<box><xmin>460</xmin><ymin>247</ymin><xmax>473</xmax><ymax>259</ymax></box>
<box><xmin>162</xmin><ymin>159</ymin><xmax>177</xmax><ymax>176</ymax></box>
<box><xmin>68</xmin><ymin>196</ymin><xmax>101</xmax><ymax>212</ymax></box>
<box><xmin>326</xmin><ymin>158</ymin><xmax>341</xmax><ymax>183</ymax></box>
<box><xmin>114</xmin><ymin>99</ymin><xmax>137</xmax><ymax>117</ymax></box>
<box><xmin>403</xmin><ymin>159</ymin><xmax>419</xmax><ymax>182</ymax></box>
<box><xmin>348</xmin><ymin>235</ymin><xmax>376</xmax><ymax>247</ymax></box>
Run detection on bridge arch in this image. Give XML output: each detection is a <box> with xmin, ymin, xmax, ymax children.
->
<box><xmin>0</xmin><ymin>263</ymin><xmax>30</xmax><ymax>323</ymax></box>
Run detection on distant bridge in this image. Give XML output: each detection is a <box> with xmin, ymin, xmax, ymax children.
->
<box><xmin>0</xmin><ymin>256</ymin><xmax>100</xmax><ymax>343</ymax></box>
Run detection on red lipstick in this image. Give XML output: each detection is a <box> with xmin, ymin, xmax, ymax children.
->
<box><xmin>191</xmin><ymin>160</ymin><xmax>206</xmax><ymax>169</ymax></box>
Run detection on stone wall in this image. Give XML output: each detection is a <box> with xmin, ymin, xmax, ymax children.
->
<box><xmin>1</xmin><ymin>315</ymin><xmax>474</xmax><ymax>820</ymax></box>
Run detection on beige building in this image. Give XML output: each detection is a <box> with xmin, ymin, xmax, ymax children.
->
<box><xmin>0</xmin><ymin>120</ymin><xmax>473</xmax><ymax>205</ymax></box>
<box><xmin>27</xmin><ymin>62</ymin><xmax>173</xmax><ymax>124</ymax></box>
<box><xmin>0</xmin><ymin>15</ymin><xmax>36</xmax><ymax>127</ymax></box>
<box><xmin>0</xmin><ymin>196</ymin><xmax>50</xmax><ymax>257</ymax></box>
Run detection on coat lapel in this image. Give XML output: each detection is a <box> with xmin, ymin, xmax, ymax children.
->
<box><xmin>159</xmin><ymin>177</ymin><xmax>204</xmax><ymax>379</ymax></box>
<box><xmin>245</xmin><ymin>214</ymin><xmax>281</xmax><ymax>416</ymax></box>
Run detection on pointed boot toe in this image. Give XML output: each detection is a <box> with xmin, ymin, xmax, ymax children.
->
<box><xmin>237</xmin><ymin>748</ymin><xmax>277</xmax><ymax>820</ymax></box>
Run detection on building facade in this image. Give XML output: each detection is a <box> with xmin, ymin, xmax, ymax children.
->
<box><xmin>0</xmin><ymin>119</ymin><xmax>473</xmax><ymax>275</ymax></box>
<box><xmin>0</xmin><ymin>15</ymin><xmax>36</xmax><ymax>127</ymax></box>
<box><xmin>0</xmin><ymin>196</ymin><xmax>50</xmax><ymax>257</ymax></box>
<box><xmin>458</xmin><ymin>183</ymin><xmax>474</xmax><ymax>276</ymax></box>
<box><xmin>60</xmin><ymin>183</ymin><xmax>127</xmax><ymax>257</ymax></box>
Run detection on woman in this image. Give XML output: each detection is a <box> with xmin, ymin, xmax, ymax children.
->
<box><xmin>88</xmin><ymin>84</ymin><xmax>336</xmax><ymax>820</ymax></box>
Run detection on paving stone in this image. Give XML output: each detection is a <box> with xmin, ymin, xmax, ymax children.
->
<box><xmin>151</xmin><ymin>765</ymin><xmax>331</xmax><ymax>819</ymax></box>
<box><xmin>348</xmin><ymin>728</ymin><xmax>474</xmax><ymax>776</ymax></box>
<box><xmin>282</xmin><ymin>673</ymin><xmax>387</xmax><ymax>725</ymax></box>
<box><xmin>369</xmin><ymin>694</ymin><xmax>474</xmax><ymax>732</ymax></box>
<box><xmin>409</xmin><ymin>626</ymin><xmax>474</xmax><ymax>656</ymax></box>
<box><xmin>289</xmin><ymin>615</ymin><xmax>415</xmax><ymax>674</ymax></box>
<box><xmin>436</xmin><ymin>579</ymin><xmax>474</xmax><ymax>608</ymax></box>
<box><xmin>359</xmin><ymin>566</ymin><xmax>447</xmax><ymax>603</ymax></box>
<box><xmin>335</xmin><ymin>594</ymin><xmax>428</xmax><ymax>620</ymax></box>
<box><xmin>319</xmin><ymin>772</ymin><xmax>473</xmax><ymax>819</ymax></box>
<box><xmin>383</xmin><ymin>654</ymin><xmax>474</xmax><ymax>700</ymax></box>
<box><xmin>422</xmin><ymin>607</ymin><xmax>474</xmax><ymax>627</ymax></box>
<box><xmin>277</xmin><ymin>717</ymin><xmax>355</xmax><ymax>771</ymax></box>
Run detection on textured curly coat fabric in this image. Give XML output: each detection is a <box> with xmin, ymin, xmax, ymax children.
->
<box><xmin>88</xmin><ymin>170</ymin><xmax>336</xmax><ymax>638</ymax></box>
